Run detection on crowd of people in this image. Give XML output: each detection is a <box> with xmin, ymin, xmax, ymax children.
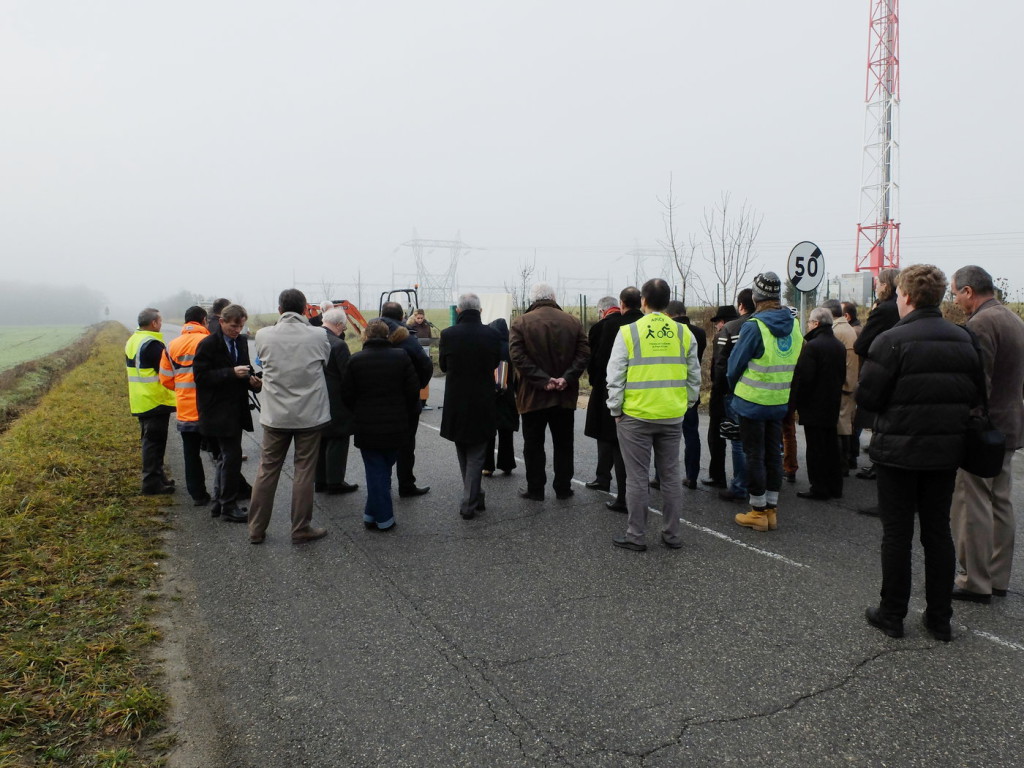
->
<box><xmin>124</xmin><ymin>263</ymin><xmax>1024</xmax><ymax>642</ymax></box>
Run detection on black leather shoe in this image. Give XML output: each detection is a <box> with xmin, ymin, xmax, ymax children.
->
<box><xmin>612</xmin><ymin>536</ymin><xmax>647</xmax><ymax>552</ymax></box>
<box><xmin>210</xmin><ymin>502</ymin><xmax>222</xmax><ymax>518</ymax></box>
<box><xmin>142</xmin><ymin>484</ymin><xmax>176</xmax><ymax>496</ymax></box>
<box><xmin>519</xmin><ymin>489</ymin><xmax>544</xmax><ymax>501</ymax></box>
<box><xmin>661</xmin><ymin>533</ymin><xmax>683</xmax><ymax>549</ymax></box>
<box><xmin>327</xmin><ymin>482</ymin><xmax>359</xmax><ymax>494</ymax></box>
<box><xmin>555</xmin><ymin>489</ymin><xmax>575</xmax><ymax>500</ymax></box>
<box><xmin>221</xmin><ymin>506</ymin><xmax>248</xmax><ymax>523</ymax></box>
<box><xmin>951</xmin><ymin>586</ymin><xmax>991</xmax><ymax>604</ymax></box>
<box><xmin>993</xmin><ymin>588</ymin><xmax>1009</xmax><ymax>597</ymax></box>
<box><xmin>865</xmin><ymin>606</ymin><xmax>904</xmax><ymax>638</ymax></box>
<box><xmin>921</xmin><ymin>613</ymin><xmax>952</xmax><ymax>642</ymax></box>
<box><xmin>683</xmin><ymin>478</ymin><xmax>698</xmax><ymax>490</ymax></box>
<box><xmin>585</xmin><ymin>480</ymin><xmax>610</xmax><ymax>491</ymax></box>
<box><xmin>719</xmin><ymin>489</ymin><xmax>746</xmax><ymax>502</ymax></box>
<box><xmin>856</xmin><ymin>467</ymin><xmax>877</xmax><ymax>480</ymax></box>
<box><xmin>193</xmin><ymin>494</ymin><xmax>212</xmax><ymax>507</ymax></box>
<box><xmin>783</xmin><ymin>471</ymin><xmax>796</xmax><ymax>483</ymax></box>
<box><xmin>606</xmin><ymin>499</ymin><xmax>627</xmax><ymax>512</ymax></box>
<box><xmin>796</xmin><ymin>490</ymin><xmax>830</xmax><ymax>500</ymax></box>
<box><xmin>399</xmin><ymin>485</ymin><xmax>430</xmax><ymax>498</ymax></box>
<box><xmin>701</xmin><ymin>478</ymin><xmax>727</xmax><ymax>488</ymax></box>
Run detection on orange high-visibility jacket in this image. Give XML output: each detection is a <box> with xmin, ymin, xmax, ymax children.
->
<box><xmin>160</xmin><ymin>323</ymin><xmax>210</xmax><ymax>424</ymax></box>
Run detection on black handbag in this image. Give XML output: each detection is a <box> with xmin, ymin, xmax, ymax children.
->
<box><xmin>960</xmin><ymin>332</ymin><xmax>1006</xmax><ymax>478</ymax></box>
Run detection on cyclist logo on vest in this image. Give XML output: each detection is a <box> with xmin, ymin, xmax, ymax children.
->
<box><xmin>645</xmin><ymin>323</ymin><xmax>675</xmax><ymax>340</ymax></box>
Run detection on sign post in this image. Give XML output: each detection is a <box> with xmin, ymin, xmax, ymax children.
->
<box><xmin>787</xmin><ymin>241</ymin><xmax>825</xmax><ymax>332</ymax></box>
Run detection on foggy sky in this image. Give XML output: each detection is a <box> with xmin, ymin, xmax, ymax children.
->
<box><xmin>2</xmin><ymin>1</ymin><xmax>1022</xmax><ymax>323</ymax></box>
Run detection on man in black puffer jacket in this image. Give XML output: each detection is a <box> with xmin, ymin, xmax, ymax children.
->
<box><xmin>856</xmin><ymin>264</ymin><xmax>981</xmax><ymax>643</ymax></box>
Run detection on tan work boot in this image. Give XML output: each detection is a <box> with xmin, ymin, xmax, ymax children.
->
<box><xmin>765</xmin><ymin>506</ymin><xmax>778</xmax><ymax>530</ymax></box>
<box><xmin>735</xmin><ymin>507</ymin><xmax>770</xmax><ymax>532</ymax></box>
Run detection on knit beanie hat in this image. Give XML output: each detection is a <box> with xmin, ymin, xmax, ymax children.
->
<box><xmin>752</xmin><ymin>271</ymin><xmax>781</xmax><ymax>302</ymax></box>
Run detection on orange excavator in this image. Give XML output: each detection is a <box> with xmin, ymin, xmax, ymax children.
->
<box><xmin>304</xmin><ymin>299</ymin><xmax>369</xmax><ymax>334</ymax></box>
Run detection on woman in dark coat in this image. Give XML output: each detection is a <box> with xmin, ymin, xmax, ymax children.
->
<box><xmin>483</xmin><ymin>318</ymin><xmax>519</xmax><ymax>476</ymax></box>
<box><xmin>856</xmin><ymin>265</ymin><xmax>980</xmax><ymax>642</ymax></box>
<box><xmin>341</xmin><ymin>320</ymin><xmax>419</xmax><ymax>531</ymax></box>
<box><xmin>439</xmin><ymin>298</ymin><xmax>501</xmax><ymax>518</ymax></box>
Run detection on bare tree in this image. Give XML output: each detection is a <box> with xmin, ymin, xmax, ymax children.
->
<box><xmin>657</xmin><ymin>173</ymin><xmax>696</xmax><ymax>306</ymax></box>
<box><xmin>503</xmin><ymin>257</ymin><xmax>536</xmax><ymax>315</ymax></box>
<box><xmin>694</xmin><ymin>192</ymin><xmax>763</xmax><ymax>308</ymax></box>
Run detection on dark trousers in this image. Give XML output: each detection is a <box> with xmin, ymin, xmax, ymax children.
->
<box><xmin>739</xmin><ymin>417</ymin><xmax>783</xmax><ymax>504</ymax></box>
<box><xmin>595</xmin><ymin>439</ymin><xmax>627</xmax><ymax>500</ymax></box>
<box><xmin>208</xmin><ymin>432</ymin><xmax>243</xmax><ymax>510</ymax></box>
<box><xmin>456</xmin><ymin>441</ymin><xmax>487</xmax><ymax>515</ymax></box>
<box><xmin>180</xmin><ymin>430</ymin><xmax>208</xmax><ymax>501</ymax></box>
<box><xmin>138</xmin><ymin>413</ymin><xmax>170</xmax><ymax>492</ymax></box>
<box><xmin>804</xmin><ymin>425</ymin><xmax>843</xmax><ymax>498</ymax></box>
<box><xmin>706</xmin><ymin>395</ymin><xmax>727</xmax><ymax>483</ymax></box>
<box><xmin>361</xmin><ymin>448</ymin><xmax>398</xmax><ymax>529</ymax></box>
<box><xmin>875</xmin><ymin>465</ymin><xmax>957</xmax><ymax>624</ymax></box>
<box><xmin>682</xmin><ymin>405</ymin><xmax>700</xmax><ymax>482</ymax></box>
<box><xmin>521</xmin><ymin>407</ymin><xmax>575</xmax><ymax>495</ymax></box>
<box><xmin>484</xmin><ymin>429</ymin><xmax>516</xmax><ymax>473</ymax></box>
<box><xmin>396</xmin><ymin>416</ymin><xmax>420</xmax><ymax>491</ymax></box>
<box><xmin>316</xmin><ymin>434</ymin><xmax>351</xmax><ymax>486</ymax></box>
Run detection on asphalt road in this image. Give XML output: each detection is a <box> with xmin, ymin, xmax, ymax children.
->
<box><xmin>157</xmin><ymin>374</ymin><xmax>1024</xmax><ymax>768</ymax></box>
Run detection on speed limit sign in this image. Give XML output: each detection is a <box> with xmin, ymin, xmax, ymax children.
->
<box><xmin>787</xmin><ymin>241</ymin><xmax>824</xmax><ymax>292</ymax></box>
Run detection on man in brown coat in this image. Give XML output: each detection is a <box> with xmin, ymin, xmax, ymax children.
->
<box><xmin>950</xmin><ymin>265</ymin><xmax>1024</xmax><ymax>602</ymax></box>
<box><xmin>509</xmin><ymin>282</ymin><xmax>590</xmax><ymax>500</ymax></box>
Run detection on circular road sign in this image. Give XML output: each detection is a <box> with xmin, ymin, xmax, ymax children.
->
<box><xmin>787</xmin><ymin>241</ymin><xmax>824</xmax><ymax>292</ymax></box>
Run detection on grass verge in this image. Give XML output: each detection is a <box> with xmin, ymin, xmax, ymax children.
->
<box><xmin>0</xmin><ymin>323</ymin><xmax>169</xmax><ymax>767</ymax></box>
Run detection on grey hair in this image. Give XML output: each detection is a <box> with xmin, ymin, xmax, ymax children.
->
<box><xmin>137</xmin><ymin>307</ymin><xmax>160</xmax><ymax>327</ymax></box>
<box><xmin>322</xmin><ymin>308</ymin><xmax>348</xmax><ymax>328</ymax></box>
<box><xmin>529</xmin><ymin>282</ymin><xmax>557</xmax><ymax>303</ymax></box>
<box><xmin>457</xmin><ymin>293</ymin><xmax>482</xmax><ymax>312</ymax></box>
<box><xmin>596</xmin><ymin>295</ymin><xmax>618</xmax><ymax>312</ymax></box>
<box><xmin>820</xmin><ymin>298</ymin><xmax>842</xmax><ymax>318</ymax></box>
<box><xmin>810</xmin><ymin>307</ymin><xmax>833</xmax><ymax>325</ymax></box>
<box><xmin>952</xmin><ymin>265</ymin><xmax>995</xmax><ymax>296</ymax></box>
<box><xmin>320</xmin><ymin>300</ymin><xmax>334</xmax><ymax>312</ymax></box>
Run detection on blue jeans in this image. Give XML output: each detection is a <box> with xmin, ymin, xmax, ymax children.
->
<box><xmin>361</xmin><ymin>448</ymin><xmax>398</xmax><ymax>529</ymax></box>
<box><xmin>724</xmin><ymin>394</ymin><xmax>747</xmax><ymax>496</ymax></box>
<box><xmin>739</xmin><ymin>417</ymin><xmax>783</xmax><ymax>507</ymax></box>
<box><xmin>682</xmin><ymin>405</ymin><xmax>700</xmax><ymax>482</ymax></box>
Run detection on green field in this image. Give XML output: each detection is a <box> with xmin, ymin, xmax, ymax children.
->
<box><xmin>0</xmin><ymin>325</ymin><xmax>91</xmax><ymax>372</ymax></box>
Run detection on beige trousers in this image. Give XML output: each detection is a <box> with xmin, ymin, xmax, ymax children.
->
<box><xmin>951</xmin><ymin>450</ymin><xmax>1016</xmax><ymax>594</ymax></box>
<box><xmin>248</xmin><ymin>426</ymin><xmax>322</xmax><ymax>540</ymax></box>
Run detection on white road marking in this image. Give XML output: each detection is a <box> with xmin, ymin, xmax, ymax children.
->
<box><xmin>421</xmin><ymin>415</ymin><xmax>1024</xmax><ymax>650</ymax></box>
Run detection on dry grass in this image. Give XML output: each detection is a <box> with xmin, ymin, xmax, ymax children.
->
<box><xmin>0</xmin><ymin>324</ymin><xmax>169</xmax><ymax>767</ymax></box>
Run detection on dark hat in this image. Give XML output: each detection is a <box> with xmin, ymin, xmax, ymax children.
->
<box><xmin>752</xmin><ymin>271</ymin><xmax>782</xmax><ymax>302</ymax></box>
<box><xmin>711</xmin><ymin>305</ymin><xmax>739</xmax><ymax>323</ymax></box>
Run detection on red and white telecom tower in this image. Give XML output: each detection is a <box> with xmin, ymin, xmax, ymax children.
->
<box><xmin>855</xmin><ymin>0</ymin><xmax>900</xmax><ymax>274</ymax></box>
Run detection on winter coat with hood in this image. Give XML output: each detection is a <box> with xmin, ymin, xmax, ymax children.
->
<box><xmin>727</xmin><ymin>306</ymin><xmax>798</xmax><ymax>421</ymax></box>
<box><xmin>375</xmin><ymin>315</ymin><xmax>433</xmax><ymax>388</ymax></box>
<box><xmin>341</xmin><ymin>326</ymin><xmax>420</xmax><ymax>451</ymax></box>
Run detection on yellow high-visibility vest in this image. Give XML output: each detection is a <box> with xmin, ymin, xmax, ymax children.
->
<box><xmin>125</xmin><ymin>330</ymin><xmax>176</xmax><ymax>416</ymax></box>
<box><xmin>620</xmin><ymin>312</ymin><xmax>693</xmax><ymax>420</ymax></box>
<box><xmin>733</xmin><ymin>319</ymin><xmax>803</xmax><ymax>406</ymax></box>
